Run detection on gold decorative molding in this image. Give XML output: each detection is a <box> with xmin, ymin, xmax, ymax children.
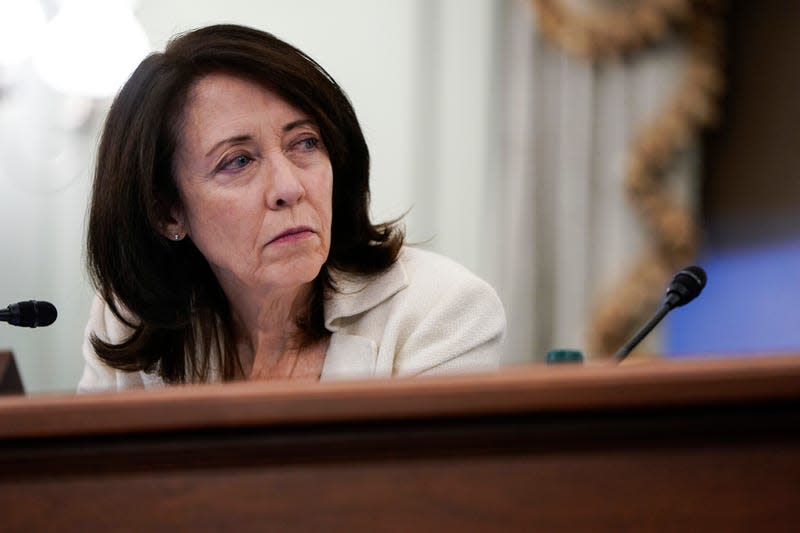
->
<box><xmin>529</xmin><ymin>0</ymin><xmax>726</xmax><ymax>356</ymax></box>
<box><xmin>532</xmin><ymin>0</ymin><xmax>697</xmax><ymax>59</ymax></box>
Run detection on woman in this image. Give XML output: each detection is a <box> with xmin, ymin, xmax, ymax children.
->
<box><xmin>79</xmin><ymin>24</ymin><xmax>505</xmax><ymax>391</ymax></box>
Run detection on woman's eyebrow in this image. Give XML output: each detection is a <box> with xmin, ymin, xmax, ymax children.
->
<box><xmin>283</xmin><ymin>119</ymin><xmax>315</xmax><ymax>132</ymax></box>
<box><xmin>205</xmin><ymin>135</ymin><xmax>252</xmax><ymax>158</ymax></box>
<box><xmin>203</xmin><ymin>120</ymin><xmax>314</xmax><ymax>158</ymax></box>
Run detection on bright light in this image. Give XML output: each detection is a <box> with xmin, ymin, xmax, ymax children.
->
<box><xmin>33</xmin><ymin>0</ymin><xmax>150</xmax><ymax>98</ymax></box>
<box><xmin>0</xmin><ymin>0</ymin><xmax>47</xmax><ymax>69</ymax></box>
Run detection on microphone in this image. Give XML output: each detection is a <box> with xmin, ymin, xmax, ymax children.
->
<box><xmin>614</xmin><ymin>266</ymin><xmax>706</xmax><ymax>362</ymax></box>
<box><xmin>0</xmin><ymin>301</ymin><xmax>58</xmax><ymax>328</ymax></box>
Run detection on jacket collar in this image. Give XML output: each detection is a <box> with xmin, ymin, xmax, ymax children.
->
<box><xmin>323</xmin><ymin>258</ymin><xmax>409</xmax><ymax>331</ymax></box>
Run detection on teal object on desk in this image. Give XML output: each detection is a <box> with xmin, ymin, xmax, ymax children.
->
<box><xmin>546</xmin><ymin>349</ymin><xmax>584</xmax><ymax>364</ymax></box>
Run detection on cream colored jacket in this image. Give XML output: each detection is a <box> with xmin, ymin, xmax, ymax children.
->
<box><xmin>78</xmin><ymin>247</ymin><xmax>505</xmax><ymax>392</ymax></box>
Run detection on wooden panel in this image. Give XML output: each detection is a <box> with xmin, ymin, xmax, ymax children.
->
<box><xmin>3</xmin><ymin>442</ymin><xmax>799</xmax><ymax>533</ymax></box>
<box><xmin>1</xmin><ymin>356</ymin><xmax>799</xmax><ymax>532</ymax></box>
<box><xmin>1</xmin><ymin>355</ymin><xmax>800</xmax><ymax>439</ymax></box>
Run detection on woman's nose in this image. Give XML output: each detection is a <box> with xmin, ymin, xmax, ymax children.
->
<box><xmin>265</xmin><ymin>156</ymin><xmax>305</xmax><ymax>209</ymax></box>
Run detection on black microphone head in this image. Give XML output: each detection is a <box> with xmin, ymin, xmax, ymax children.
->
<box><xmin>8</xmin><ymin>300</ymin><xmax>58</xmax><ymax>327</ymax></box>
<box><xmin>665</xmin><ymin>266</ymin><xmax>707</xmax><ymax>308</ymax></box>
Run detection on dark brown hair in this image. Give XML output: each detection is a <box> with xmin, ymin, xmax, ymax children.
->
<box><xmin>87</xmin><ymin>24</ymin><xmax>403</xmax><ymax>383</ymax></box>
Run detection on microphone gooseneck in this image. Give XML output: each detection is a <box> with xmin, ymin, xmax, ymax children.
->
<box><xmin>0</xmin><ymin>301</ymin><xmax>58</xmax><ymax>328</ymax></box>
<box><xmin>614</xmin><ymin>266</ymin><xmax>707</xmax><ymax>362</ymax></box>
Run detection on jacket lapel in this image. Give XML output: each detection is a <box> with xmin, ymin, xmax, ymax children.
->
<box><xmin>320</xmin><ymin>333</ymin><xmax>382</xmax><ymax>379</ymax></box>
<box><xmin>320</xmin><ymin>257</ymin><xmax>410</xmax><ymax>379</ymax></box>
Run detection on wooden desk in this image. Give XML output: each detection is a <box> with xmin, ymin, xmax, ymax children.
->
<box><xmin>1</xmin><ymin>355</ymin><xmax>799</xmax><ymax>532</ymax></box>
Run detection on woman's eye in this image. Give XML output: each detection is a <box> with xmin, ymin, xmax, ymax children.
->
<box><xmin>220</xmin><ymin>154</ymin><xmax>252</xmax><ymax>171</ymax></box>
<box><xmin>293</xmin><ymin>136</ymin><xmax>320</xmax><ymax>152</ymax></box>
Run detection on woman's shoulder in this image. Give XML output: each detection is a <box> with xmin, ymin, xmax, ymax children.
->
<box><xmin>326</xmin><ymin>245</ymin><xmax>504</xmax><ymax>329</ymax></box>
<box><xmin>78</xmin><ymin>294</ymin><xmax>163</xmax><ymax>393</ymax></box>
<box><xmin>85</xmin><ymin>293</ymin><xmax>136</xmax><ymax>344</ymax></box>
<box><xmin>397</xmin><ymin>246</ymin><xmax>483</xmax><ymax>282</ymax></box>
<box><xmin>338</xmin><ymin>246</ymin><xmax>506</xmax><ymax>375</ymax></box>
<box><xmin>394</xmin><ymin>246</ymin><xmax>501</xmax><ymax>305</ymax></box>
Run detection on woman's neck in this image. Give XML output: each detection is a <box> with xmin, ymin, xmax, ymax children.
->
<box><xmin>223</xmin><ymin>281</ymin><xmax>323</xmax><ymax>379</ymax></box>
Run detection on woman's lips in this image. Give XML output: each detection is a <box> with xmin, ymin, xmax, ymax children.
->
<box><xmin>267</xmin><ymin>227</ymin><xmax>314</xmax><ymax>245</ymax></box>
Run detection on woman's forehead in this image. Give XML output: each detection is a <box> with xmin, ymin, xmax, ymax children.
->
<box><xmin>177</xmin><ymin>73</ymin><xmax>313</xmax><ymax>150</ymax></box>
<box><xmin>185</xmin><ymin>73</ymin><xmax>297</xmax><ymax>120</ymax></box>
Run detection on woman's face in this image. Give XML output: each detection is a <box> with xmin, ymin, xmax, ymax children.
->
<box><xmin>171</xmin><ymin>73</ymin><xmax>333</xmax><ymax>297</ymax></box>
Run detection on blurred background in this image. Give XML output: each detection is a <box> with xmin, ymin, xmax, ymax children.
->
<box><xmin>0</xmin><ymin>0</ymin><xmax>797</xmax><ymax>393</ymax></box>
